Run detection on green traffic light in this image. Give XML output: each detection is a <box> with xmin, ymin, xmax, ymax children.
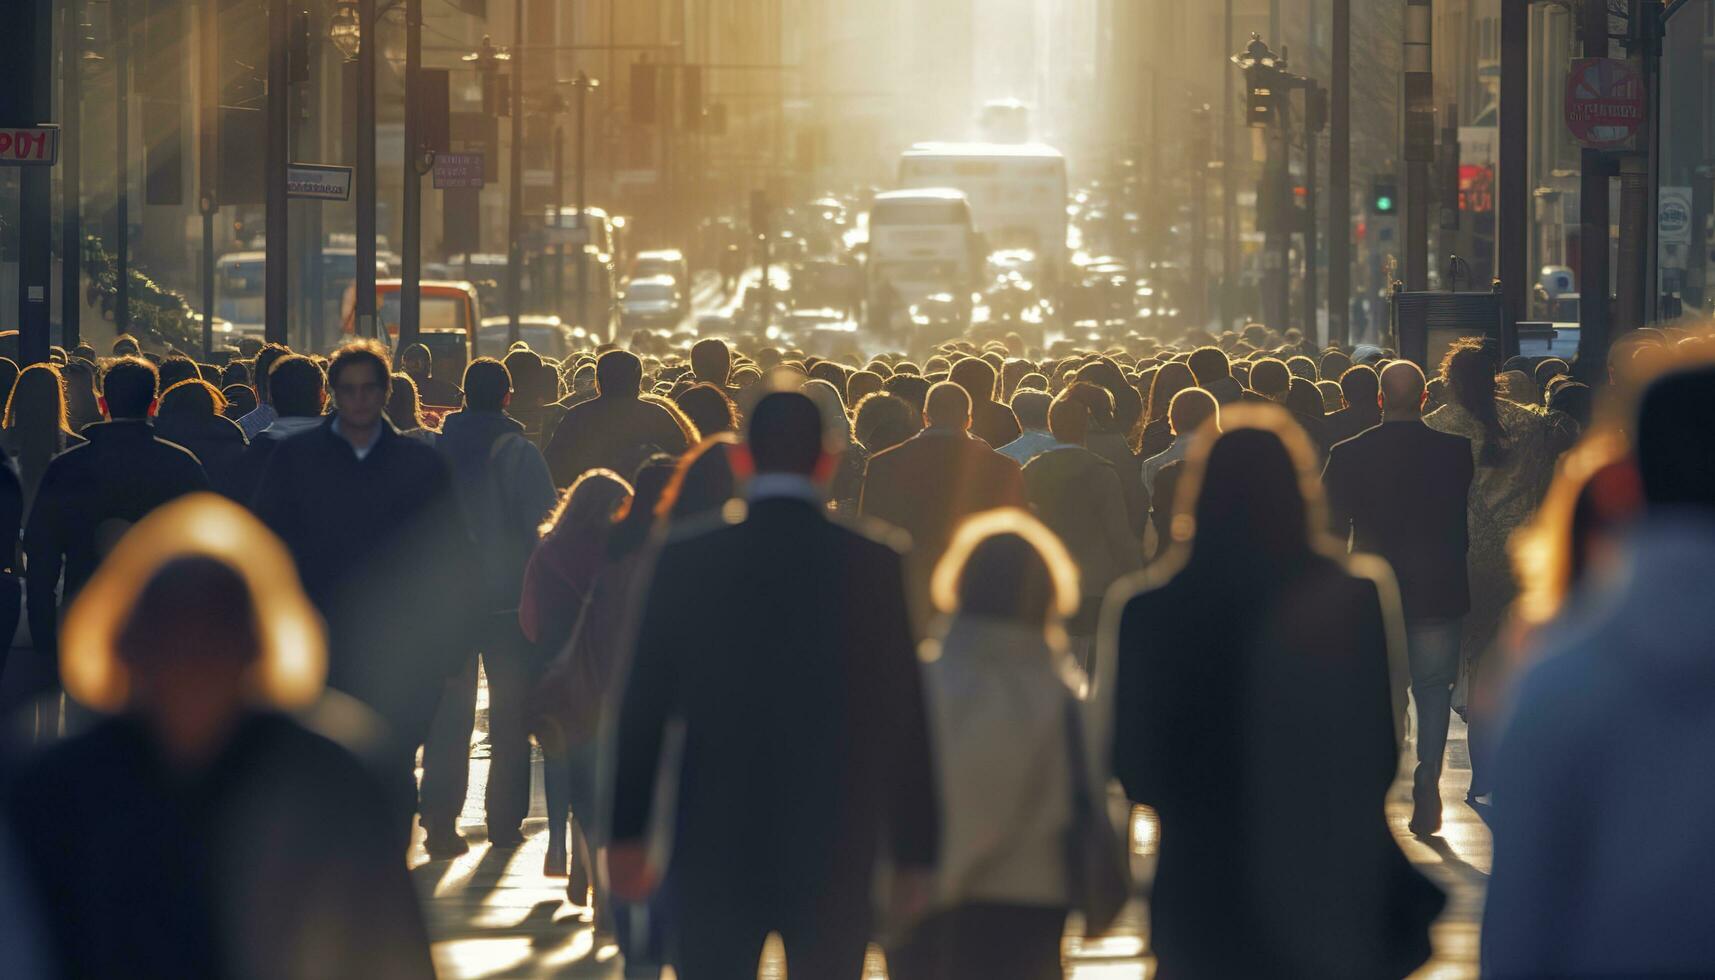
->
<box><xmin>1375</xmin><ymin>196</ymin><xmax>1393</xmax><ymax>212</ymax></box>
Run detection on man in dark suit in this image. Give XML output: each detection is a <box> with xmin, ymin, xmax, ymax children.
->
<box><xmin>541</xmin><ymin>349</ymin><xmax>690</xmax><ymax>487</ymax></box>
<box><xmin>608</xmin><ymin>391</ymin><xmax>937</xmax><ymax>979</ymax></box>
<box><xmin>1324</xmin><ymin>364</ymin><xmax>1383</xmax><ymax>447</ymax></box>
<box><xmin>1323</xmin><ymin>360</ymin><xmax>1475</xmax><ymax>835</ymax></box>
<box><xmin>950</xmin><ymin>356</ymin><xmax>1021</xmax><ymax>449</ymax></box>
<box><xmin>860</xmin><ymin>381</ymin><xmax>1025</xmax><ymax>627</ymax></box>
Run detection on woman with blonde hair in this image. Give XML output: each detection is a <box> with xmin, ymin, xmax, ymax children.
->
<box><xmin>3</xmin><ymin>363</ymin><xmax>85</xmax><ymax>512</ymax></box>
<box><xmin>889</xmin><ymin>508</ymin><xmax>1090</xmax><ymax>980</ymax></box>
<box><xmin>2</xmin><ymin>494</ymin><xmax>434</xmax><ymax>979</ymax></box>
<box><xmin>385</xmin><ymin>372</ymin><xmax>439</xmax><ymax>444</ymax></box>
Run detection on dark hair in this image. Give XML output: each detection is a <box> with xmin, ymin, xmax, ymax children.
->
<box><xmin>1286</xmin><ymin>355</ymin><xmax>1319</xmax><ymax>381</ymax></box>
<box><xmin>925</xmin><ymin>381</ymin><xmax>972</xmax><ymax>428</ymax></box>
<box><xmin>1146</xmin><ymin>361</ymin><xmax>1195</xmax><ymax>427</ymax></box>
<box><xmin>1338</xmin><ymin>364</ymin><xmax>1379</xmax><ymax>410</ymax></box>
<box><xmin>158</xmin><ymin>379</ymin><xmax>226</xmax><ymax>417</ymax></box>
<box><xmin>1168</xmin><ymin>387</ymin><xmax>1218</xmax><ymax>437</ymax></box>
<box><xmin>1440</xmin><ymin>339</ymin><xmax>1508</xmax><ymax>465</ymax></box>
<box><xmin>1183</xmin><ymin>410</ymin><xmax>1321</xmax><ymax>575</ymax></box>
<box><xmin>952</xmin><ymin>531</ymin><xmax>1061</xmax><ymax>627</ymax></box>
<box><xmin>661</xmin><ymin>435</ymin><xmax>739</xmax><ymax>522</ymax></box>
<box><xmin>157</xmin><ymin>356</ymin><xmax>200</xmax><ymax>393</ymax></box>
<box><xmin>1187</xmin><ymin>346</ymin><xmax>1231</xmax><ymax>388</ymax></box>
<box><xmin>253</xmin><ymin>344</ymin><xmax>291</xmax><ymax>400</ymax></box>
<box><xmin>1319</xmin><ymin>349</ymin><xmax>1353</xmax><ymax>382</ymax></box>
<box><xmin>949</xmin><ymin>357</ymin><xmax>998</xmax><ymax>403</ymax></box>
<box><xmin>117</xmin><ymin>555</ymin><xmax>260</xmax><ymax>667</ymax></box>
<box><xmin>327</xmin><ymin>340</ymin><xmax>392</xmax><ymax>395</ymax></box>
<box><xmin>502</xmin><ymin>348</ymin><xmax>547</xmax><ymax>407</ymax></box>
<box><xmin>674</xmin><ymin>382</ymin><xmax>739</xmax><ymax>437</ymax></box>
<box><xmin>1548</xmin><ymin>380</ymin><xmax>1592</xmax><ymax>430</ymax></box>
<box><xmin>4</xmin><ymin>363</ymin><xmax>69</xmax><ymax>433</ymax></box>
<box><xmin>1636</xmin><ymin>363</ymin><xmax>1715</xmax><ymax>511</ymax></box>
<box><xmin>609</xmin><ymin>455</ymin><xmax>677</xmax><ymax>559</ymax></box>
<box><xmin>691</xmin><ymin>338</ymin><xmax>732</xmax><ymax>385</ymax></box>
<box><xmin>1010</xmin><ymin>388</ymin><xmax>1051</xmax><ymax>431</ymax></box>
<box><xmin>884</xmin><ymin>374</ymin><xmax>932</xmax><ymax>415</ymax></box>
<box><xmin>1047</xmin><ymin>391</ymin><xmax>1090</xmax><ymax>445</ymax></box>
<box><xmin>853</xmin><ymin>391</ymin><xmax>918</xmax><ymax>454</ymax></box>
<box><xmin>747</xmin><ymin>391</ymin><xmax>823</xmax><ymax>475</ymax></box>
<box><xmin>220</xmin><ymin>360</ymin><xmax>251</xmax><ymax>389</ymax></box>
<box><xmin>222</xmin><ymin>384</ymin><xmax>258</xmax><ymax>419</ymax></box>
<box><xmin>462</xmin><ymin>357</ymin><xmax>512</xmax><ymax>412</ymax></box>
<box><xmin>596</xmin><ymin>349</ymin><xmax>644</xmax><ymax>398</ymax></box>
<box><xmin>268</xmin><ymin>355</ymin><xmax>326</xmax><ymax>418</ymax></box>
<box><xmin>112</xmin><ymin>334</ymin><xmax>142</xmax><ymax>357</ymax></box>
<box><xmin>1062</xmin><ymin>380</ymin><xmax>1115</xmax><ymax>431</ymax></box>
<box><xmin>1249</xmin><ymin>358</ymin><xmax>1292</xmax><ymax>400</ymax></box>
<box><xmin>1286</xmin><ymin>377</ymin><xmax>1325</xmax><ymax>419</ymax></box>
<box><xmin>100</xmin><ymin>357</ymin><xmax>161</xmax><ymax>419</ymax></box>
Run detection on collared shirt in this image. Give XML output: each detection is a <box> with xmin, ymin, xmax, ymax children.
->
<box><xmin>1141</xmin><ymin>435</ymin><xmax>1194</xmax><ymax>498</ymax></box>
<box><xmin>998</xmin><ymin>428</ymin><xmax>1064</xmax><ymax>467</ymax></box>
<box><xmin>237</xmin><ymin>403</ymin><xmax>278</xmax><ymax>440</ymax></box>
<box><xmin>330</xmin><ymin>417</ymin><xmax>383</xmax><ymax>461</ymax></box>
<box><xmin>746</xmin><ymin>472</ymin><xmax>824</xmax><ymax>506</ymax></box>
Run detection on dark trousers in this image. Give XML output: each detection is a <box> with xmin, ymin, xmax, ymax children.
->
<box><xmin>889</xmin><ymin>903</ymin><xmax>1068</xmax><ymax>980</ymax></box>
<box><xmin>1405</xmin><ymin>618</ymin><xmax>1462</xmax><ymax>814</ymax></box>
<box><xmin>673</xmin><ymin>898</ymin><xmax>870</xmax><ymax>980</ymax></box>
<box><xmin>420</xmin><ymin>614</ymin><xmax>538</xmax><ymax>836</ymax></box>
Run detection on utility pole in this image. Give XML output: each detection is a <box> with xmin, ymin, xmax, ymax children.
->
<box><xmin>62</xmin><ymin>0</ymin><xmax>83</xmax><ymax>352</ymax></box>
<box><xmin>1577</xmin><ymin>0</ymin><xmax>1612</xmax><ymax>376</ymax></box>
<box><xmin>505</xmin><ymin>0</ymin><xmax>525</xmax><ymax>347</ymax></box>
<box><xmin>355</xmin><ymin>0</ymin><xmax>378</xmax><ymax>339</ymax></box>
<box><xmin>1305</xmin><ymin>86</ymin><xmax>1323</xmax><ymax>340</ymax></box>
<box><xmin>1329</xmin><ymin>0</ymin><xmax>1351</xmax><ymax>347</ymax></box>
<box><xmin>1402</xmin><ymin>0</ymin><xmax>1433</xmax><ymax>292</ymax></box>
<box><xmin>399</xmin><ymin>0</ymin><xmax>423</xmax><ymax>352</ymax></box>
<box><xmin>198</xmin><ymin>0</ymin><xmax>218</xmax><ymax>359</ymax></box>
<box><xmin>1498</xmin><ymin>1</ymin><xmax>1528</xmax><ymax>353</ymax></box>
<box><xmin>265</xmin><ymin>0</ymin><xmax>289</xmax><ymax>346</ymax></box>
<box><xmin>13</xmin><ymin>0</ymin><xmax>52</xmax><ymax>365</ymax></box>
<box><xmin>569</xmin><ymin>71</ymin><xmax>598</xmax><ymax>342</ymax></box>
<box><xmin>1221</xmin><ymin>0</ymin><xmax>1237</xmax><ymax>330</ymax></box>
<box><xmin>552</xmin><ymin>124</ymin><xmax>564</xmax><ymax>319</ymax></box>
<box><xmin>114</xmin><ymin>0</ymin><xmax>130</xmax><ymax>334</ymax></box>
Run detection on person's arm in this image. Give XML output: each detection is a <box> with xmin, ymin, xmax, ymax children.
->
<box><xmin>542</xmin><ymin>411</ymin><xmax>579</xmax><ymax>488</ymax></box>
<box><xmin>22</xmin><ymin>463</ymin><xmax>66</xmax><ymax>662</ymax></box>
<box><xmin>1100</xmin><ymin>467</ymin><xmax>1144</xmax><ymax>573</ymax></box>
<box><xmin>1107</xmin><ymin>595</ymin><xmax>1157</xmax><ymax>804</ymax></box>
<box><xmin>507</xmin><ymin>437</ymin><xmax>559</xmax><ymax>539</ymax></box>
<box><xmin>875</xmin><ymin>546</ymin><xmax>937</xmax><ymax>870</ymax></box>
<box><xmin>1320</xmin><ymin>444</ymin><xmax>1355</xmax><ymax>546</ymax></box>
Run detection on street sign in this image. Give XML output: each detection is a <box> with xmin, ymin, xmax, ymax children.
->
<box><xmin>433</xmin><ymin>152</ymin><xmax>484</xmax><ymax>189</ymax></box>
<box><xmin>286</xmin><ymin>163</ymin><xmax>353</xmax><ymax>201</ymax></box>
<box><xmin>1565</xmin><ymin>58</ymin><xmax>1645</xmax><ymax>150</ymax></box>
<box><xmin>0</xmin><ymin>126</ymin><xmax>58</xmax><ymax>166</ymax></box>
<box><xmin>1660</xmin><ymin>186</ymin><xmax>1693</xmax><ymax>246</ymax></box>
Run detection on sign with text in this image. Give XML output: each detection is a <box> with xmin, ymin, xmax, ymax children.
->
<box><xmin>286</xmin><ymin>163</ymin><xmax>353</xmax><ymax>201</ymax></box>
<box><xmin>0</xmin><ymin>126</ymin><xmax>59</xmax><ymax>166</ymax></box>
<box><xmin>433</xmin><ymin>152</ymin><xmax>484</xmax><ymax>189</ymax></box>
<box><xmin>1660</xmin><ymin>186</ymin><xmax>1693</xmax><ymax>246</ymax></box>
<box><xmin>1565</xmin><ymin>58</ymin><xmax>1645</xmax><ymax>150</ymax></box>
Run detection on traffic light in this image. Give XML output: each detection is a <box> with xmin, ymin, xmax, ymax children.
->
<box><xmin>1370</xmin><ymin>176</ymin><xmax>1398</xmax><ymax>215</ymax></box>
<box><xmin>1245</xmin><ymin>71</ymin><xmax>1275</xmax><ymax>126</ymax></box>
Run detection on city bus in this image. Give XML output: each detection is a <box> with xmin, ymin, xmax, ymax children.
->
<box><xmin>865</xmin><ymin>189</ymin><xmax>981</xmax><ymax>322</ymax></box>
<box><xmin>898</xmin><ymin>141</ymin><xmax>1069</xmax><ymax>289</ymax></box>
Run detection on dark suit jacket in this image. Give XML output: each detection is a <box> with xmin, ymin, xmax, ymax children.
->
<box><xmin>610</xmin><ymin>495</ymin><xmax>936</xmax><ymax>928</ymax></box>
<box><xmin>542</xmin><ymin>393</ymin><xmax>690</xmax><ymax>487</ymax></box>
<box><xmin>970</xmin><ymin>398</ymin><xmax>1021</xmax><ymax>451</ymax></box>
<box><xmin>858</xmin><ymin>427</ymin><xmax>1024</xmax><ymax>622</ymax></box>
<box><xmin>1323</xmin><ymin>420</ymin><xmax>1474</xmax><ymax>623</ymax></box>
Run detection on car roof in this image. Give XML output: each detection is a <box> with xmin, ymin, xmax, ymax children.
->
<box><xmin>626</xmin><ymin>275</ymin><xmax>677</xmax><ymax>288</ymax></box>
<box><xmin>874</xmin><ymin>188</ymin><xmax>968</xmax><ymax>203</ymax></box>
<box><xmin>635</xmin><ymin>249</ymin><xmax>684</xmax><ymax>262</ymax></box>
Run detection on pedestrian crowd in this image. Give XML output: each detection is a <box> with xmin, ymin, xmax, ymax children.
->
<box><xmin>0</xmin><ymin>317</ymin><xmax>1710</xmax><ymax>979</ymax></box>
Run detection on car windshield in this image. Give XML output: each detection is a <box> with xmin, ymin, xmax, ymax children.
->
<box><xmin>626</xmin><ymin>282</ymin><xmax>675</xmax><ymax>302</ymax></box>
<box><xmin>380</xmin><ymin>294</ymin><xmax>467</xmax><ymax>332</ymax></box>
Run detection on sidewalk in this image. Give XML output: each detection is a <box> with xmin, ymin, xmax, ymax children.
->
<box><xmin>418</xmin><ymin>676</ymin><xmax>1489</xmax><ymax>978</ymax></box>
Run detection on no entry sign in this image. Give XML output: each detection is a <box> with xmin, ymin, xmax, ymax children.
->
<box><xmin>1565</xmin><ymin>58</ymin><xmax>1645</xmax><ymax>150</ymax></box>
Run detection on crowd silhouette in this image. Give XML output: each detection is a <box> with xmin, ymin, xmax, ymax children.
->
<box><xmin>0</xmin><ymin>318</ymin><xmax>1710</xmax><ymax>979</ymax></box>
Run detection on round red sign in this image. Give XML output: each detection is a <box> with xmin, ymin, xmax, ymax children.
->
<box><xmin>1565</xmin><ymin>58</ymin><xmax>1646</xmax><ymax>150</ymax></box>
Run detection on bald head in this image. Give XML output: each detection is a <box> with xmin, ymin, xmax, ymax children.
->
<box><xmin>1379</xmin><ymin>360</ymin><xmax>1427</xmax><ymax>417</ymax></box>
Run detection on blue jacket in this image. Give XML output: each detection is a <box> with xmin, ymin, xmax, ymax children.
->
<box><xmin>436</xmin><ymin>409</ymin><xmax>557</xmax><ymax>613</ymax></box>
<box><xmin>1483</xmin><ymin>515</ymin><xmax>1715</xmax><ymax>976</ymax></box>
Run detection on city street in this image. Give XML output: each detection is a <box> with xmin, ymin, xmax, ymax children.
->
<box><xmin>417</xmin><ymin>673</ymin><xmax>1490</xmax><ymax>979</ymax></box>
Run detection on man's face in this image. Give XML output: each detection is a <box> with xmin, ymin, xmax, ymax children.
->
<box><xmin>402</xmin><ymin>352</ymin><xmax>429</xmax><ymax>377</ymax></box>
<box><xmin>332</xmin><ymin>360</ymin><xmax>387</xmax><ymax>429</ymax></box>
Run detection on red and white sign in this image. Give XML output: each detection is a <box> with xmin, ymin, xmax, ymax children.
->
<box><xmin>1565</xmin><ymin>58</ymin><xmax>1645</xmax><ymax>150</ymax></box>
<box><xmin>0</xmin><ymin>126</ymin><xmax>58</xmax><ymax>166</ymax></box>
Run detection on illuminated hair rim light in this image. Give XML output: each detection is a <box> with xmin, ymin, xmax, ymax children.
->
<box><xmin>60</xmin><ymin>493</ymin><xmax>327</xmax><ymax>713</ymax></box>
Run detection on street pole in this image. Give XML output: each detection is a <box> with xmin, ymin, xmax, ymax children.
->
<box><xmin>1304</xmin><ymin>90</ymin><xmax>1320</xmax><ymax>340</ymax></box>
<box><xmin>1640</xmin><ymin>0</ymin><xmax>1663</xmax><ymax>324</ymax></box>
<box><xmin>1403</xmin><ymin>0</ymin><xmax>1433</xmax><ymax>292</ymax></box>
<box><xmin>355</xmin><ymin>0</ymin><xmax>378</xmax><ymax>340</ymax></box>
<box><xmin>114</xmin><ymin>0</ymin><xmax>130</xmax><ymax>334</ymax></box>
<box><xmin>553</xmin><ymin>124</ymin><xmax>564</xmax><ymax>319</ymax></box>
<box><xmin>198</xmin><ymin>0</ymin><xmax>217</xmax><ymax>359</ymax></box>
<box><xmin>1577</xmin><ymin>0</ymin><xmax>1612</xmax><ymax>376</ymax></box>
<box><xmin>61</xmin><ymin>0</ymin><xmax>83</xmax><ymax>352</ymax></box>
<box><xmin>17</xmin><ymin>0</ymin><xmax>51</xmax><ymax>365</ymax></box>
<box><xmin>576</xmin><ymin>75</ymin><xmax>591</xmax><ymax>343</ymax></box>
<box><xmin>1498</xmin><ymin>0</ymin><xmax>1529</xmax><ymax>353</ymax></box>
<box><xmin>265</xmin><ymin>0</ymin><xmax>290</xmax><ymax>346</ymax></box>
<box><xmin>399</xmin><ymin>0</ymin><xmax>422</xmax><ymax>352</ymax></box>
<box><xmin>1330</xmin><ymin>0</ymin><xmax>1351</xmax><ymax>347</ymax></box>
<box><xmin>1221</xmin><ymin>0</ymin><xmax>1237</xmax><ymax>330</ymax></box>
<box><xmin>1192</xmin><ymin>105</ymin><xmax>1210</xmax><ymax>328</ymax></box>
<box><xmin>505</xmin><ymin>0</ymin><xmax>524</xmax><ymax>348</ymax></box>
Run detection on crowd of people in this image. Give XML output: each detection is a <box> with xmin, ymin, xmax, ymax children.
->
<box><xmin>0</xmin><ymin>315</ymin><xmax>1708</xmax><ymax>978</ymax></box>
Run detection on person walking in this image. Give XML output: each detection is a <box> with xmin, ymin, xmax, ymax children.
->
<box><xmin>6</xmin><ymin>496</ymin><xmax>434</xmax><ymax>979</ymax></box>
<box><xmin>888</xmin><ymin>510</ymin><xmax>1085</xmax><ymax>980</ymax></box>
<box><xmin>1324</xmin><ymin>365</ymin><xmax>1382</xmax><ymax>447</ymax></box>
<box><xmin>419</xmin><ymin>358</ymin><xmax>558</xmax><ymax>857</ymax></box>
<box><xmin>543</xmin><ymin>350</ymin><xmax>691</xmax><ymax>487</ymax></box>
<box><xmin>860</xmin><ymin>381</ymin><xmax>1025</xmax><ymax>627</ymax></box>
<box><xmin>400</xmin><ymin>342</ymin><xmax>463</xmax><ymax>409</ymax></box>
<box><xmin>1482</xmin><ymin>362</ymin><xmax>1715</xmax><ymax>976</ymax></box>
<box><xmin>1424</xmin><ymin>339</ymin><xmax>1574</xmax><ymax>804</ymax></box>
<box><xmin>152</xmin><ymin>380</ymin><xmax>248</xmax><ymax>488</ymax></box>
<box><xmin>222</xmin><ymin>354</ymin><xmax>327</xmax><ymax>504</ymax></box>
<box><xmin>1188</xmin><ymin>346</ymin><xmax>1244</xmax><ymax>405</ymax></box>
<box><xmin>1</xmin><ymin>363</ymin><xmax>86</xmax><ymax>515</ymax></box>
<box><xmin>235</xmin><ymin>343</ymin><xmax>291</xmax><ymax>440</ymax></box>
<box><xmin>23</xmin><ymin>358</ymin><xmax>208</xmax><ymax>728</ymax></box>
<box><xmin>253</xmin><ymin>341</ymin><xmax>474</xmax><ymax>842</ymax></box>
<box><xmin>997</xmin><ymin>388</ymin><xmax>1061</xmax><ymax>466</ymax></box>
<box><xmin>609</xmin><ymin>391</ymin><xmax>937</xmax><ymax>979</ymax></box>
<box><xmin>950</xmin><ymin>357</ymin><xmax>1021</xmax><ymax>449</ymax></box>
<box><xmin>1022</xmin><ymin>393</ymin><xmax>1141</xmax><ymax>655</ymax></box>
<box><xmin>1107</xmin><ymin>405</ymin><xmax>1443</xmax><ymax>979</ymax></box>
<box><xmin>1323</xmin><ymin>361</ymin><xmax>1474</xmax><ymax>835</ymax></box>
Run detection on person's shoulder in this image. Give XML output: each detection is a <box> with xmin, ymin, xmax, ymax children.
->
<box><xmin>148</xmin><ymin>433</ymin><xmax>205</xmax><ymax>468</ymax></box>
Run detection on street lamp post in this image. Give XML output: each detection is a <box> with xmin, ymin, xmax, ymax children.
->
<box><xmin>357</xmin><ymin>0</ymin><xmax>378</xmax><ymax>340</ymax></box>
<box><xmin>114</xmin><ymin>0</ymin><xmax>130</xmax><ymax>333</ymax></box>
<box><xmin>563</xmin><ymin>71</ymin><xmax>600</xmax><ymax>342</ymax></box>
<box><xmin>399</xmin><ymin>0</ymin><xmax>426</xmax><ymax>352</ymax></box>
<box><xmin>503</xmin><ymin>0</ymin><xmax>526</xmax><ymax>347</ymax></box>
<box><xmin>265</xmin><ymin>0</ymin><xmax>289</xmax><ymax>346</ymax></box>
<box><xmin>62</xmin><ymin>0</ymin><xmax>83</xmax><ymax>352</ymax></box>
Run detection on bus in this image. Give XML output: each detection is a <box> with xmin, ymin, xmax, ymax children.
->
<box><xmin>898</xmin><ymin>142</ymin><xmax>1069</xmax><ymax>287</ymax></box>
<box><xmin>865</xmin><ymin>189</ymin><xmax>980</xmax><ymax>320</ymax></box>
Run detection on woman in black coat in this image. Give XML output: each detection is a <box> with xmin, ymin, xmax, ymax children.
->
<box><xmin>1106</xmin><ymin>404</ymin><xmax>1442</xmax><ymax>980</ymax></box>
<box><xmin>153</xmin><ymin>379</ymin><xmax>248</xmax><ymax>486</ymax></box>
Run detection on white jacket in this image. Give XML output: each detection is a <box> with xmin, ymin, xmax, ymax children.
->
<box><xmin>922</xmin><ymin>615</ymin><xmax>1078</xmax><ymax>910</ymax></box>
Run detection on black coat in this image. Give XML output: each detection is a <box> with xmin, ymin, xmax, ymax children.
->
<box><xmin>154</xmin><ymin>413</ymin><xmax>248</xmax><ymax>488</ymax></box>
<box><xmin>1110</xmin><ymin>555</ymin><xmax>1442</xmax><ymax>978</ymax></box>
<box><xmin>969</xmin><ymin>397</ymin><xmax>1021</xmax><ymax>451</ymax></box>
<box><xmin>1324</xmin><ymin>405</ymin><xmax>1382</xmax><ymax>448</ymax></box>
<box><xmin>610</xmin><ymin>496</ymin><xmax>937</xmax><ymax>930</ymax></box>
<box><xmin>542</xmin><ymin>393</ymin><xmax>689</xmax><ymax>488</ymax></box>
<box><xmin>5</xmin><ymin>712</ymin><xmax>434</xmax><ymax>980</ymax></box>
<box><xmin>253</xmin><ymin>419</ymin><xmax>474</xmax><ymax>740</ymax></box>
<box><xmin>23</xmin><ymin>421</ymin><xmax>208</xmax><ymax>659</ymax></box>
<box><xmin>0</xmin><ymin>452</ymin><xmax>21</xmax><ymax>677</ymax></box>
<box><xmin>1323</xmin><ymin>420</ymin><xmax>1475</xmax><ymax>623</ymax></box>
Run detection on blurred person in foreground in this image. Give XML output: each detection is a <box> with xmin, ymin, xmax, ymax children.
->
<box><xmin>609</xmin><ymin>391</ymin><xmax>937</xmax><ymax>978</ymax></box>
<box><xmin>1106</xmin><ymin>404</ymin><xmax>1442</xmax><ymax>979</ymax></box>
<box><xmin>1482</xmin><ymin>360</ymin><xmax>1715</xmax><ymax>977</ymax></box>
<box><xmin>1322</xmin><ymin>361</ymin><xmax>1474</xmax><ymax>835</ymax></box>
<box><xmin>4</xmin><ymin>494</ymin><xmax>433</xmax><ymax>979</ymax></box>
<box><xmin>888</xmin><ymin>510</ymin><xmax>1088</xmax><ymax>980</ymax></box>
